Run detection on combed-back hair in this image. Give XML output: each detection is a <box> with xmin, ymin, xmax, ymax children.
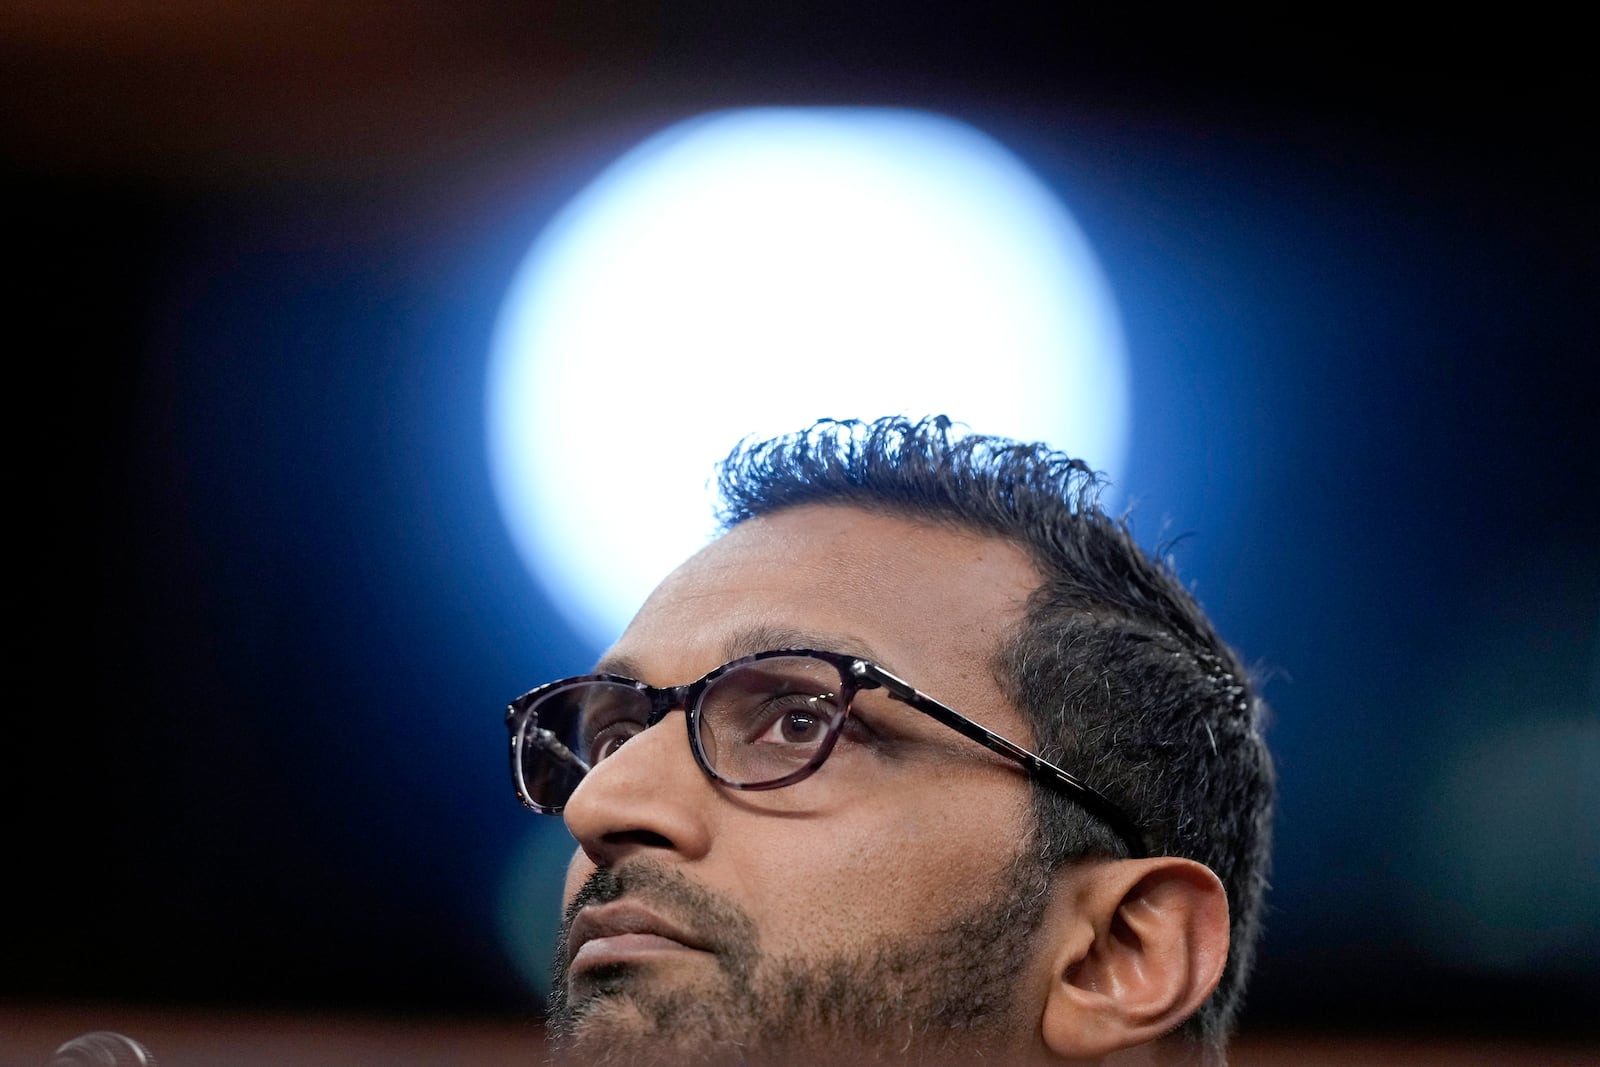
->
<box><xmin>715</xmin><ymin>415</ymin><xmax>1274</xmax><ymax>1052</ymax></box>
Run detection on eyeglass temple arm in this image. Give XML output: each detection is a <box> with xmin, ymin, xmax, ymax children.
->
<box><xmin>849</xmin><ymin>660</ymin><xmax>1148</xmax><ymax>859</ymax></box>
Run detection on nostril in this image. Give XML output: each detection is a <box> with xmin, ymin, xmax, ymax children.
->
<box><xmin>603</xmin><ymin>828</ymin><xmax>675</xmax><ymax>849</ymax></box>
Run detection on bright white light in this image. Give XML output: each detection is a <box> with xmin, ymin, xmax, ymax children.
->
<box><xmin>487</xmin><ymin>108</ymin><xmax>1130</xmax><ymax>651</ymax></box>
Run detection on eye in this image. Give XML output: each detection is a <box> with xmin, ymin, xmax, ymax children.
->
<box><xmin>751</xmin><ymin>694</ymin><xmax>839</xmax><ymax>746</ymax></box>
<box><xmin>587</xmin><ymin>720</ymin><xmax>644</xmax><ymax>764</ymax></box>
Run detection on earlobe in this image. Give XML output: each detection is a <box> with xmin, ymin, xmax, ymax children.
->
<box><xmin>1039</xmin><ymin>858</ymin><xmax>1230</xmax><ymax>1061</ymax></box>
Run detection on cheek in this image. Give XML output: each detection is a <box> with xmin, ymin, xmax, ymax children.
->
<box><xmin>733</xmin><ymin>791</ymin><xmax>1032</xmax><ymax>952</ymax></box>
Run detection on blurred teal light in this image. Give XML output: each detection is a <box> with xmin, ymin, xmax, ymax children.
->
<box><xmin>487</xmin><ymin>108</ymin><xmax>1130</xmax><ymax>650</ymax></box>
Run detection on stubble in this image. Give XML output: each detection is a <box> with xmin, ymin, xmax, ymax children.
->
<box><xmin>546</xmin><ymin>851</ymin><xmax>1051</xmax><ymax>1067</ymax></box>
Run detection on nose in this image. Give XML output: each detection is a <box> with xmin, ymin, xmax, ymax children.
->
<box><xmin>562</xmin><ymin>708</ymin><xmax>716</xmax><ymax>869</ymax></box>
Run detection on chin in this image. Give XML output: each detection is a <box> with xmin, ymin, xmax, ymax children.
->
<box><xmin>549</xmin><ymin>985</ymin><xmax>752</xmax><ymax>1067</ymax></box>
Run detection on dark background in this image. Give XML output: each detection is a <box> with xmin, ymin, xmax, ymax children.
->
<box><xmin>6</xmin><ymin>4</ymin><xmax>1596</xmax><ymax>1040</ymax></box>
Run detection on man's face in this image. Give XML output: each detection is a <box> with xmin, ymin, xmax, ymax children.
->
<box><xmin>549</xmin><ymin>504</ymin><xmax>1059</xmax><ymax>1065</ymax></box>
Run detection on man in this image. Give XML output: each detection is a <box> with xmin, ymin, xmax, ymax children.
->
<box><xmin>506</xmin><ymin>416</ymin><xmax>1274</xmax><ymax>1066</ymax></box>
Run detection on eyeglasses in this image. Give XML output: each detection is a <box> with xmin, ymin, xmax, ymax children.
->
<box><xmin>505</xmin><ymin>648</ymin><xmax>1147</xmax><ymax>858</ymax></box>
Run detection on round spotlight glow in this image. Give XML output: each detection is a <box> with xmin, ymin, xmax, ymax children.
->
<box><xmin>488</xmin><ymin>108</ymin><xmax>1130</xmax><ymax>650</ymax></box>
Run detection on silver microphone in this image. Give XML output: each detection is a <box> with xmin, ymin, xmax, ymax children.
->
<box><xmin>47</xmin><ymin>1032</ymin><xmax>156</xmax><ymax>1067</ymax></box>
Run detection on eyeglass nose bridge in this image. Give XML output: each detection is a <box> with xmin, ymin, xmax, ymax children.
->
<box><xmin>639</xmin><ymin>680</ymin><xmax>702</xmax><ymax>730</ymax></box>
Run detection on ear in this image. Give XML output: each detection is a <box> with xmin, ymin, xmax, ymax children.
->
<box><xmin>1039</xmin><ymin>857</ymin><xmax>1230</xmax><ymax>1061</ymax></box>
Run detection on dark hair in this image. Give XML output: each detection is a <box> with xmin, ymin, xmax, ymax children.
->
<box><xmin>715</xmin><ymin>416</ymin><xmax>1274</xmax><ymax>1051</ymax></box>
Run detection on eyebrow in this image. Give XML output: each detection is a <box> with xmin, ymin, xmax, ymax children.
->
<box><xmin>724</xmin><ymin>622</ymin><xmax>885</xmax><ymax>665</ymax></box>
<box><xmin>592</xmin><ymin>623</ymin><xmax>889</xmax><ymax>683</ymax></box>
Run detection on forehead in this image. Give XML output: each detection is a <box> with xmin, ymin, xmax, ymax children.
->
<box><xmin>608</xmin><ymin>504</ymin><xmax>1040</xmax><ymax>726</ymax></box>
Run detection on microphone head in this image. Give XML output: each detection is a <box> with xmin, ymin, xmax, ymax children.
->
<box><xmin>48</xmin><ymin>1032</ymin><xmax>155</xmax><ymax>1067</ymax></box>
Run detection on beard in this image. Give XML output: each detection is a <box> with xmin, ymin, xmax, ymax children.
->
<box><xmin>545</xmin><ymin>849</ymin><xmax>1052</xmax><ymax>1067</ymax></box>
